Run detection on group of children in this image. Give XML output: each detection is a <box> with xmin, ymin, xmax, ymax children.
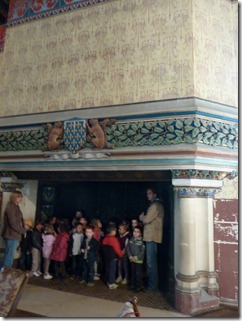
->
<box><xmin>18</xmin><ymin>214</ymin><xmax>145</xmax><ymax>292</ymax></box>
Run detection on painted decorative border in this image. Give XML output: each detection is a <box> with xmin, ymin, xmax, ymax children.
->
<box><xmin>176</xmin><ymin>187</ymin><xmax>220</xmax><ymax>198</ymax></box>
<box><xmin>0</xmin><ymin>117</ymin><xmax>238</xmax><ymax>152</ymax></box>
<box><xmin>0</xmin><ymin>127</ymin><xmax>48</xmax><ymax>151</ymax></box>
<box><xmin>106</xmin><ymin>117</ymin><xmax>238</xmax><ymax>149</ymax></box>
<box><xmin>172</xmin><ymin>169</ymin><xmax>238</xmax><ymax>180</ymax></box>
<box><xmin>8</xmin><ymin>0</ymin><xmax>113</xmax><ymax>26</ymax></box>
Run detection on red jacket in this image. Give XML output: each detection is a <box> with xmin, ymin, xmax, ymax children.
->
<box><xmin>102</xmin><ymin>235</ymin><xmax>123</xmax><ymax>258</ymax></box>
<box><xmin>50</xmin><ymin>231</ymin><xmax>70</xmax><ymax>262</ymax></box>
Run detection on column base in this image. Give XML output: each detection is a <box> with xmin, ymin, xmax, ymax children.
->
<box><xmin>175</xmin><ymin>287</ymin><xmax>220</xmax><ymax>315</ymax></box>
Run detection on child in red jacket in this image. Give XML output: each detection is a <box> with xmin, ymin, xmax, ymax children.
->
<box><xmin>50</xmin><ymin>223</ymin><xmax>70</xmax><ymax>279</ymax></box>
<box><xmin>102</xmin><ymin>225</ymin><xmax>123</xmax><ymax>289</ymax></box>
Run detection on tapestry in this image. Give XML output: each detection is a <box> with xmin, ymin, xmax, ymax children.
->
<box><xmin>8</xmin><ymin>0</ymin><xmax>112</xmax><ymax>25</ymax></box>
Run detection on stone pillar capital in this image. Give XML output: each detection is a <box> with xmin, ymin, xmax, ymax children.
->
<box><xmin>172</xmin><ymin>170</ymin><xmax>225</xmax><ymax>198</ymax></box>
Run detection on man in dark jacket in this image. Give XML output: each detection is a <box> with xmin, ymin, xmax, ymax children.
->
<box><xmin>1</xmin><ymin>191</ymin><xmax>27</xmax><ymax>268</ymax></box>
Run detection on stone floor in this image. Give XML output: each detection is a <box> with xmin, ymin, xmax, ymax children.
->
<box><xmin>18</xmin><ymin>284</ymin><xmax>186</xmax><ymax>318</ymax></box>
<box><xmin>26</xmin><ymin>275</ymin><xmax>239</xmax><ymax>318</ymax></box>
<box><xmin>28</xmin><ymin>275</ymin><xmax>175</xmax><ymax>312</ymax></box>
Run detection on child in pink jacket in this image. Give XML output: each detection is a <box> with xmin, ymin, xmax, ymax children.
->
<box><xmin>42</xmin><ymin>224</ymin><xmax>56</xmax><ymax>279</ymax></box>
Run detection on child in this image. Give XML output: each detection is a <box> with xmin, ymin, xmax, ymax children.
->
<box><xmin>42</xmin><ymin>224</ymin><xmax>56</xmax><ymax>279</ymax></box>
<box><xmin>50</xmin><ymin>223</ymin><xmax>70</xmax><ymax>279</ymax></box>
<box><xmin>71</xmin><ymin>223</ymin><xmax>84</xmax><ymax>278</ymax></box>
<box><xmin>126</xmin><ymin>226</ymin><xmax>145</xmax><ymax>292</ymax></box>
<box><xmin>80</xmin><ymin>225</ymin><xmax>99</xmax><ymax>286</ymax></box>
<box><xmin>19</xmin><ymin>219</ymin><xmax>33</xmax><ymax>271</ymax></box>
<box><xmin>31</xmin><ymin>221</ymin><xmax>44</xmax><ymax>277</ymax></box>
<box><xmin>102</xmin><ymin>225</ymin><xmax>123</xmax><ymax>289</ymax></box>
<box><xmin>131</xmin><ymin>219</ymin><xmax>139</xmax><ymax>230</ymax></box>
<box><xmin>91</xmin><ymin>218</ymin><xmax>103</xmax><ymax>280</ymax></box>
<box><xmin>80</xmin><ymin>216</ymin><xmax>88</xmax><ymax>231</ymax></box>
<box><xmin>116</xmin><ymin>223</ymin><xmax>130</xmax><ymax>285</ymax></box>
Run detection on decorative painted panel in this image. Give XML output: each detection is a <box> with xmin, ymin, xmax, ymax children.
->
<box><xmin>0</xmin><ymin>127</ymin><xmax>48</xmax><ymax>151</ymax></box>
<box><xmin>0</xmin><ymin>0</ymin><xmax>238</xmax><ymax>116</ymax></box>
<box><xmin>0</xmin><ymin>117</ymin><xmax>238</xmax><ymax>152</ymax></box>
<box><xmin>0</xmin><ymin>0</ymin><xmax>194</xmax><ymax>116</ymax></box>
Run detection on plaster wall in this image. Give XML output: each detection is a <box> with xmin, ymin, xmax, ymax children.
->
<box><xmin>0</xmin><ymin>0</ymin><xmax>194</xmax><ymax>117</ymax></box>
<box><xmin>193</xmin><ymin>0</ymin><xmax>238</xmax><ymax>107</ymax></box>
<box><xmin>0</xmin><ymin>0</ymin><xmax>238</xmax><ymax>118</ymax></box>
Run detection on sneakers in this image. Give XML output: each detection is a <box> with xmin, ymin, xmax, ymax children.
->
<box><xmin>115</xmin><ymin>276</ymin><xmax>122</xmax><ymax>283</ymax></box>
<box><xmin>44</xmin><ymin>274</ymin><xmax>53</xmax><ymax>280</ymax></box>
<box><xmin>32</xmin><ymin>271</ymin><xmax>40</xmax><ymax>277</ymax></box>
<box><xmin>79</xmin><ymin>280</ymin><xmax>86</xmax><ymax>284</ymax></box>
<box><xmin>37</xmin><ymin>270</ymin><xmax>42</xmax><ymax>275</ymax></box>
<box><xmin>108</xmin><ymin>283</ymin><xmax>119</xmax><ymax>289</ymax></box>
<box><xmin>121</xmin><ymin>278</ymin><xmax>128</xmax><ymax>285</ymax></box>
<box><xmin>87</xmin><ymin>282</ymin><xmax>94</xmax><ymax>287</ymax></box>
<box><xmin>94</xmin><ymin>276</ymin><xmax>100</xmax><ymax>281</ymax></box>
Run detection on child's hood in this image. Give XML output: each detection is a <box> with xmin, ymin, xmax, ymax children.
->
<box><xmin>59</xmin><ymin>231</ymin><xmax>70</xmax><ymax>240</ymax></box>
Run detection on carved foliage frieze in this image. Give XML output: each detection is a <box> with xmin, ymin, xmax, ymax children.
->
<box><xmin>106</xmin><ymin>118</ymin><xmax>238</xmax><ymax>149</ymax></box>
<box><xmin>0</xmin><ymin>117</ymin><xmax>238</xmax><ymax>152</ymax></box>
<box><xmin>0</xmin><ymin>127</ymin><xmax>48</xmax><ymax>151</ymax></box>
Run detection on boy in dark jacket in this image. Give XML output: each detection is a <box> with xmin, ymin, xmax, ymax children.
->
<box><xmin>80</xmin><ymin>225</ymin><xmax>99</xmax><ymax>286</ymax></box>
<box><xmin>116</xmin><ymin>223</ymin><xmax>130</xmax><ymax>284</ymax></box>
<box><xmin>31</xmin><ymin>221</ymin><xmax>44</xmax><ymax>277</ymax></box>
<box><xmin>126</xmin><ymin>227</ymin><xmax>145</xmax><ymax>292</ymax></box>
<box><xmin>19</xmin><ymin>219</ymin><xmax>33</xmax><ymax>271</ymax></box>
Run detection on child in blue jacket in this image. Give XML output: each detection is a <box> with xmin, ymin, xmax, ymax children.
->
<box><xmin>80</xmin><ymin>225</ymin><xmax>99</xmax><ymax>286</ymax></box>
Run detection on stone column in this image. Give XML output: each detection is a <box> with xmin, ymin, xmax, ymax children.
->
<box><xmin>172</xmin><ymin>170</ymin><xmax>226</xmax><ymax>315</ymax></box>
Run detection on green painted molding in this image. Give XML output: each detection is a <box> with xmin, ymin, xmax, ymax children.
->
<box><xmin>106</xmin><ymin>118</ymin><xmax>238</xmax><ymax>149</ymax></box>
<box><xmin>0</xmin><ymin>117</ymin><xmax>238</xmax><ymax>152</ymax></box>
<box><xmin>0</xmin><ymin>127</ymin><xmax>48</xmax><ymax>151</ymax></box>
<box><xmin>172</xmin><ymin>169</ymin><xmax>238</xmax><ymax>180</ymax></box>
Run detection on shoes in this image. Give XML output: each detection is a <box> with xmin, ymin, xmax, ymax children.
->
<box><xmin>94</xmin><ymin>276</ymin><xmax>100</xmax><ymax>281</ymax></box>
<box><xmin>87</xmin><ymin>282</ymin><xmax>94</xmax><ymax>287</ymax></box>
<box><xmin>121</xmin><ymin>278</ymin><xmax>128</xmax><ymax>285</ymax></box>
<box><xmin>44</xmin><ymin>274</ymin><xmax>53</xmax><ymax>280</ymax></box>
<box><xmin>115</xmin><ymin>276</ymin><xmax>122</xmax><ymax>283</ymax></box>
<box><xmin>108</xmin><ymin>283</ymin><xmax>119</xmax><ymax>289</ymax></box>
<box><xmin>79</xmin><ymin>280</ymin><xmax>86</xmax><ymax>284</ymax></box>
<box><xmin>32</xmin><ymin>271</ymin><xmax>40</xmax><ymax>277</ymax></box>
<box><xmin>37</xmin><ymin>270</ymin><xmax>42</xmax><ymax>275</ymax></box>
